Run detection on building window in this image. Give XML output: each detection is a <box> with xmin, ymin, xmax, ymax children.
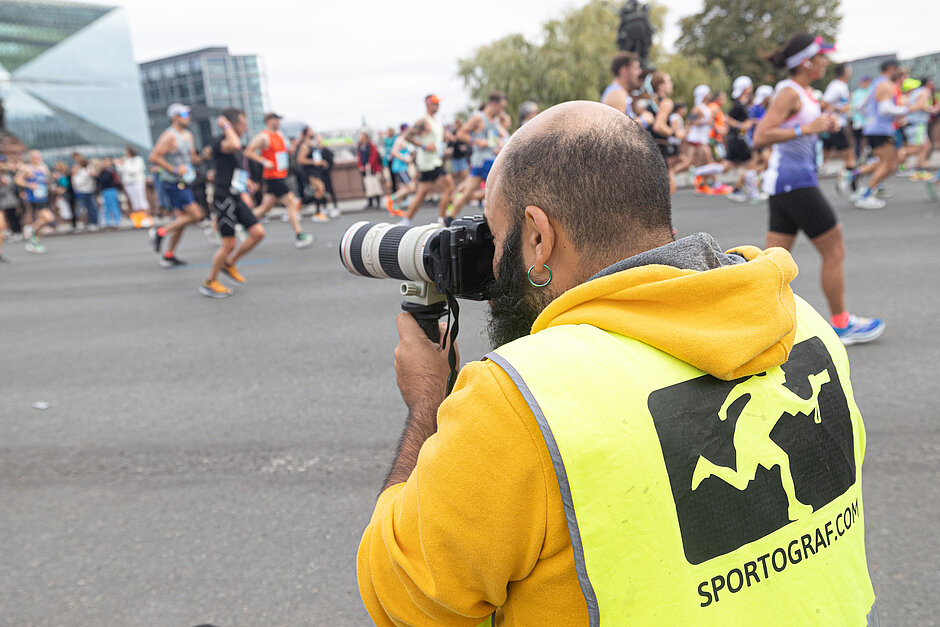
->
<box><xmin>209</xmin><ymin>79</ymin><xmax>230</xmax><ymax>97</ymax></box>
<box><xmin>176</xmin><ymin>60</ymin><xmax>189</xmax><ymax>75</ymax></box>
<box><xmin>179</xmin><ymin>83</ymin><xmax>190</xmax><ymax>99</ymax></box>
<box><xmin>193</xmin><ymin>81</ymin><xmax>205</xmax><ymax>98</ymax></box>
<box><xmin>147</xmin><ymin>66</ymin><xmax>161</xmax><ymax>81</ymax></box>
<box><xmin>162</xmin><ymin>64</ymin><xmax>175</xmax><ymax>79</ymax></box>
<box><xmin>148</xmin><ymin>88</ymin><xmax>161</xmax><ymax>105</ymax></box>
<box><xmin>190</xmin><ymin>58</ymin><xmax>202</xmax><ymax>73</ymax></box>
<box><xmin>206</xmin><ymin>57</ymin><xmax>227</xmax><ymax>75</ymax></box>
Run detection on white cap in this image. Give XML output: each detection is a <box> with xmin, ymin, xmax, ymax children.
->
<box><xmin>753</xmin><ymin>85</ymin><xmax>774</xmax><ymax>106</ymax></box>
<box><xmin>731</xmin><ymin>76</ymin><xmax>753</xmax><ymax>99</ymax></box>
<box><xmin>167</xmin><ymin>103</ymin><xmax>190</xmax><ymax>119</ymax></box>
<box><xmin>693</xmin><ymin>84</ymin><xmax>711</xmax><ymax>105</ymax></box>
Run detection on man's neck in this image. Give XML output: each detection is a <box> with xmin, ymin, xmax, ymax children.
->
<box><xmin>171</xmin><ymin>121</ymin><xmax>186</xmax><ymax>132</ymax></box>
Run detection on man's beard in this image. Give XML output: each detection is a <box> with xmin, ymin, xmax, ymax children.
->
<box><xmin>486</xmin><ymin>222</ymin><xmax>555</xmax><ymax>349</ymax></box>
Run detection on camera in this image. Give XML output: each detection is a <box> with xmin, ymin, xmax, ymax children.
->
<box><xmin>339</xmin><ymin>215</ymin><xmax>495</xmax><ymax>344</ymax></box>
<box><xmin>339</xmin><ymin>215</ymin><xmax>495</xmax><ymax>302</ymax></box>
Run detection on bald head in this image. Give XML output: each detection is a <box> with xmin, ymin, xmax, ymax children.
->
<box><xmin>489</xmin><ymin>101</ymin><xmax>672</xmax><ymax>265</ymax></box>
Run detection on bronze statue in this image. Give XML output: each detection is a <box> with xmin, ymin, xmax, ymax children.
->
<box><xmin>617</xmin><ymin>0</ymin><xmax>655</xmax><ymax>71</ymax></box>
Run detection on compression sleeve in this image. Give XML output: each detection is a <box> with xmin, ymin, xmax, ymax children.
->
<box><xmin>878</xmin><ymin>99</ymin><xmax>909</xmax><ymax>117</ymax></box>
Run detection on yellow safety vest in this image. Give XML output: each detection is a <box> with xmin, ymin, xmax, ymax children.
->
<box><xmin>485</xmin><ymin>296</ymin><xmax>877</xmax><ymax>626</ymax></box>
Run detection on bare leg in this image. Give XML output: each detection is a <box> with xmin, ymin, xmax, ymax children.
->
<box><xmin>229</xmin><ymin>223</ymin><xmax>265</xmax><ymax>265</ymax></box>
<box><xmin>208</xmin><ymin>237</ymin><xmax>237</xmax><ymax>283</ymax></box>
<box><xmin>252</xmin><ymin>193</ymin><xmax>278</xmax><ymax>219</ymax></box>
<box><xmin>810</xmin><ymin>223</ymin><xmax>846</xmax><ymax>317</ymax></box>
<box><xmin>405</xmin><ymin>182</ymin><xmax>432</xmax><ymax>219</ymax></box>
<box><xmin>283</xmin><ymin>193</ymin><xmax>302</xmax><ymax>235</ymax></box>
<box><xmin>449</xmin><ymin>175</ymin><xmax>483</xmax><ymax>216</ymax></box>
<box><xmin>437</xmin><ymin>175</ymin><xmax>455</xmax><ymax>219</ymax></box>
<box><xmin>866</xmin><ymin>144</ymin><xmax>897</xmax><ymax>190</ymax></box>
<box><xmin>165</xmin><ymin>203</ymin><xmax>201</xmax><ymax>255</ymax></box>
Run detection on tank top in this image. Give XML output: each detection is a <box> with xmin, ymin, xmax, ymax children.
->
<box><xmin>469</xmin><ymin>111</ymin><xmax>503</xmax><ymax>168</ymax></box>
<box><xmin>415</xmin><ymin>115</ymin><xmax>444</xmax><ymax>172</ymax></box>
<box><xmin>601</xmin><ymin>82</ymin><xmax>635</xmax><ymax>119</ymax></box>
<box><xmin>667</xmin><ymin>113</ymin><xmax>683</xmax><ymax>145</ymax></box>
<box><xmin>762</xmin><ymin>79</ymin><xmax>821</xmax><ymax>196</ymax></box>
<box><xmin>863</xmin><ymin>76</ymin><xmax>897</xmax><ymax>136</ymax></box>
<box><xmin>906</xmin><ymin>87</ymin><xmax>930</xmax><ymax>125</ymax></box>
<box><xmin>261</xmin><ymin>129</ymin><xmax>289</xmax><ymax>180</ymax></box>
<box><xmin>24</xmin><ymin>167</ymin><xmax>49</xmax><ymax>204</ymax></box>
<box><xmin>158</xmin><ymin>127</ymin><xmax>194</xmax><ymax>184</ymax></box>
<box><xmin>686</xmin><ymin>103</ymin><xmax>711</xmax><ymax>145</ymax></box>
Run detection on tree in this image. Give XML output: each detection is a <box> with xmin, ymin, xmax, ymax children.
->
<box><xmin>676</xmin><ymin>0</ymin><xmax>841</xmax><ymax>84</ymax></box>
<box><xmin>457</xmin><ymin>0</ymin><xmax>622</xmax><ymax>127</ymax></box>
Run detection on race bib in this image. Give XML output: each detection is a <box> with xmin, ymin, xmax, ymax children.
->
<box><xmin>182</xmin><ymin>165</ymin><xmax>196</xmax><ymax>184</ymax></box>
<box><xmin>275</xmin><ymin>151</ymin><xmax>289</xmax><ymax>171</ymax></box>
<box><xmin>230</xmin><ymin>168</ymin><xmax>248</xmax><ymax>194</ymax></box>
<box><xmin>33</xmin><ymin>183</ymin><xmax>48</xmax><ymax>201</ymax></box>
<box><xmin>312</xmin><ymin>150</ymin><xmax>322</xmax><ymax>162</ymax></box>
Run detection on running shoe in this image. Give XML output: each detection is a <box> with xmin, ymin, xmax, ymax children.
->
<box><xmin>874</xmin><ymin>186</ymin><xmax>893</xmax><ymax>198</ymax></box>
<box><xmin>836</xmin><ymin>170</ymin><xmax>853</xmax><ymax>195</ymax></box>
<box><xmin>693</xmin><ymin>185</ymin><xmax>712</xmax><ymax>196</ymax></box>
<box><xmin>149</xmin><ymin>227</ymin><xmax>164</xmax><ymax>253</ymax></box>
<box><xmin>833</xmin><ymin>314</ymin><xmax>885</xmax><ymax>345</ymax></box>
<box><xmin>854</xmin><ymin>195</ymin><xmax>886</xmax><ymax>210</ymax></box>
<box><xmin>909</xmin><ymin>170</ymin><xmax>932</xmax><ymax>182</ymax></box>
<box><xmin>221</xmin><ymin>263</ymin><xmax>246</xmax><ymax>285</ymax></box>
<box><xmin>327</xmin><ymin>208</ymin><xmax>341</xmax><ymax>219</ymax></box>
<box><xmin>312</xmin><ymin>212</ymin><xmax>329</xmax><ymax>222</ymax></box>
<box><xmin>199</xmin><ymin>279</ymin><xmax>232</xmax><ymax>298</ymax></box>
<box><xmin>204</xmin><ymin>226</ymin><xmax>221</xmax><ymax>247</ymax></box>
<box><xmin>727</xmin><ymin>189</ymin><xmax>748</xmax><ymax>203</ymax></box>
<box><xmin>398</xmin><ymin>216</ymin><xmax>412</xmax><ymax>227</ymax></box>
<box><xmin>23</xmin><ymin>224</ymin><xmax>34</xmax><ymax>241</ymax></box>
<box><xmin>711</xmin><ymin>184</ymin><xmax>734</xmax><ymax>195</ymax></box>
<box><xmin>25</xmin><ymin>240</ymin><xmax>46</xmax><ymax>254</ymax></box>
<box><xmin>160</xmin><ymin>253</ymin><xmax>187</xmax><ymax>267</ymax></box>
<box><xmin>295</xmin><ymin>232</ymin><xmax>315</xmax><ymax>249</ymax></box>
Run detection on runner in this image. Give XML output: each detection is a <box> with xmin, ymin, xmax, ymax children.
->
<box><xmin>310</xmin><ymin>135</ymin><xmax>339</xmax><ymax>218</ymax></box>
<box><xmin>148</xmin><ymin>103</ymin><xmax>204</xmax><ymax>266</ymax></box>
<box><xmin>447</xmin><ymin>115</ymin><xmax>471</xmax><ymax>188</ymax></box>
<box><xmin>400</xmin><ymin>94</ymin><xmax>455</xmax><ymax>226</ymax></box>
<box><xmin>383</xmin><ymin>124</ymin><xmax>416</xmax><ymax>216</ymax></box>
<box><xmin>899</xmin><ymin>78</ymin><xmax>935</xmax><ymax>179</ymax></box>
<box><xmin>725</xmin><ymin>76</ymin><xmax>759</xmax><ymax>202</ymax></box>
<box><xmin>294</xmin><ymin>126</ymin><xmax>329</xmax><ymax>221</ymax></box>
<box><xmin>14</xmin><ymin>150</ymin><xmax>55</xmax><ymax>254</ymax></box>
<box><xmin>447</xmin><ymin>92</ymin><xmax>508</xmax><ymax>221</ymax></box>
<box><xmin>820</xmin><ymin>63</ymin><xmax>858</xmax><ymax>193</ymax></box>
<box><xmin>649</xmin><ymin>72</ymin><xmax>680</xmax><ymax>194</ymax></box>
<box><xmin>686</xmin><ymin>85</ymin><xmax>729</xmax><ymax>194</ymax></box>
<box><xmin>855</xmin><ymin>60</ymin><xmax>925</xmax><ymax>209</ymax></box>
<box><xmin>601</xmin><ymin>51</ymin><xmax>642</xmax><ymax>118</ymax></box>
<box><xmin>200</xmin><ymin>108</ymin><xmax>266</xmax><ymax>298</ymax></box>
<box><xmin>755</xmin><ymin>32</ymin><xmax>884</xmax><ymax>345</ymax></box>
<box><xmin>245</xmin><ymin>112</ymin><xmax>314</xmax><ymax>248</ymax></box>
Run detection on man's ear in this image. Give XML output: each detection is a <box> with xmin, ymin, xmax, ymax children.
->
<box><xmin>523</xmin><ymin>205</ymin><xmax>555</xmax><ymax>267</ymax></box>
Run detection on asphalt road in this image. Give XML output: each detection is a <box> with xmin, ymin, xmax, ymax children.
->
<box><xmin>1</xmin><ymin>179</ymin><xmax>938</xmax><ymax>626</ymax></box>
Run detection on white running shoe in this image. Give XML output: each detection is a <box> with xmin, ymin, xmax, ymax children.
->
<box><xmin>854</xmin><ymin>195</ymin><xmax>886</xmax><ymax>210</ymax></box>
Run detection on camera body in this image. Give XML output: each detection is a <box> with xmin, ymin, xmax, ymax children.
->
<box><xmin>424</xmin><ymin>215</ymin><xmax>495</xmax><ymax>301</ymax></box>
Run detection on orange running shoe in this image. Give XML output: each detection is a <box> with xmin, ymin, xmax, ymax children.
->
<box><xmin>221</xmin><ymin>263</ymin><xmax>246</xmax><ymax>285</ymax></box>
<box><xmin>199</xmin><ymin>279</ymin><xmax>232</xmax><ymax>298</ymax></box>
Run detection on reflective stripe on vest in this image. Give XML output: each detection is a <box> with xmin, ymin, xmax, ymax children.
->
<box><xmin>486</xmin><ymin>296</ymin><xmax>876</xmax><ymax>625</ymax></box>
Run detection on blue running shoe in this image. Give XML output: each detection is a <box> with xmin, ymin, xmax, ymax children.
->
<box><xmin>833</xmin><ymin>314</ymin><xmax>885</xmax><ymax>345</ymax></box>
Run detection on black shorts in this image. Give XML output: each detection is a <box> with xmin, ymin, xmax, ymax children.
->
<box><xmin>263</xmin><ymin>177</ymin><xmax>290</xmax><ymax>198</ymax></box>
<box><xmin>658</xmin><ymin>142</ymin><xmax>678</xmax><ymax>162</ymax></box>
<box><xmin>865</xmin><ymin>134</ymin><xmax>894</xmax><ymax>150</ymax></box>
<box><xmin>726</xmin><ymin>136</ymin><xmax>752</xmax><ymax>163</ymax></box>
<box><xmin>822</xmin><ymin>128</ymin><xmax>849</xmax><ymax>151</ymax></box>
<box><xmin>418</xmin><ymin>166</ymin><xmax>446</xmax><ymax>183</ymax></box>
<box><xmin>768</xmin><ymin>187</ymin><xmax>838</xmax><ymax>239</ymax></box>
<box><xmin>213</xmin><ymin>194</ymin><xmax>259</xmax><ymax>238</ymax></box>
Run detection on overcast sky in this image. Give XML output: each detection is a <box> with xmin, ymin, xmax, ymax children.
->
<box><xmin>114</xmin><ymin>0</ymin><xmax>938</xmax><ymax>130</ymax></box>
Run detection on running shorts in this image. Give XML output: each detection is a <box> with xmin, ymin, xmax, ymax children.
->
<box><xmin>903</xmin><ymin>123</ymin><xmax>927</xmax><ymax>146</ymax></box>
<box><xmin>864</xmin><ymin>134</ymin><xmax>894</xmax><ymax>150</ymax></box>
<box><xmin>726</xmin><ymin>136</ymin><xmax>752</xmax><ymax>163</ymax></box>
<box><xmin>161</xmin><ymin>181</ymin><xmax>195</xmax><ymax>210</ymax></box>
<box><xmin>470</xmin><ymin>159</ymin><xmax>495</xmax><ymax>181</ymax></box>
<box><xmin>213</xmin><ymin>193</ymin><xmax>259</xmax><ymax>238</ymax></box>
<box><xmin>658</xmin><ymin>143</ymin><xmax>678</xmax><ymax>162</ymax></box>
<box><xmin>418</xmin><ymin>166</ymin><xmax>446</xmax><ymax>183</ymax></box>
<box><xmin>822</xmin><ymin>128</ymin><xmax>850</xmax><ymax>151</ymax></box>
<box><xmin>451</xmin><ymin>157</ymin><xmax>469</xmax><ymax>173</ymax></box>
<box><xmin>263</xmin><ymin>177</ymin><xmax>290</xmax><ymax>198</ymax></box>
<box><xmin>768</xmin><ymin>186</ymin><xmax>838</xmax><ymax>239</ymax></box>
<box><xmin>395</xmin><ymin>171</ymin><xmax>412</xmax><ymax>185</ymax></box>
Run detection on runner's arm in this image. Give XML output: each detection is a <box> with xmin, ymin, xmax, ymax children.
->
<box><xmin>653</xmin><ymin>99</ymin><xmax>674</xmax><ymax>137</ymax></box>
<box><xmin>149</xmin><ymin>132</ymin><xmax>182</xmax><ymax>175</ymax></box>
<box><xmin>244</xmin><ymin>133</ymin><xmax>273</xmax><ymax>168</ymax></box>
<box><xmin>601</xmin><ymin>88</ymin><xmax>628</xmax><ymax>114</ymax></box>
<box><xmin>457</xmin><ymin>115</ymin><xmax>482</xmax><ymax>145</ymax></box>
<box><xmin>753</xmin><ymin>87</ymin><xmax>832</xmax><ymax>148</ymax></box>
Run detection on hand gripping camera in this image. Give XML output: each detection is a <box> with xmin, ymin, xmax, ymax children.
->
<box><xmin>339</xmin><ymin>216</ymin><xmax>495</xmax><ymax>343</ymax></box>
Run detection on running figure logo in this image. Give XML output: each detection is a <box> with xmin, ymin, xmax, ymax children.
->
<box><xmin>648</xmin><ymin>337</ymin><xmax>856</xmax><ymax>564</ymax></box>
<box><xmin>690</xmin><ymin>368</ymin><xmax>831</xmax><ymax>522</ymax></box>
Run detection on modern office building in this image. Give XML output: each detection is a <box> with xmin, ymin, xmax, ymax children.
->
<box><xmin>0</xmin><ymin>0</ymin><xmax>152</xmax><ymax>160</ymax></box>
<box><xmin>139</xmin><ymin>47</ymin><xmax>266</xmax><ymax>148</ymax></box>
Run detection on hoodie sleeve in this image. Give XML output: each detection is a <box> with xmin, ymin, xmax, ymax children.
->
<box><xmin>356</xmin><ymin>360</ymin><xmax>552</xmax><ymax>625</ymax></box>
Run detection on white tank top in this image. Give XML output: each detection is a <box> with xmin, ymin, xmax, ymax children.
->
<box><xmin>685</xmin><ymin>104</ymin><xmax>711</xmax><ymax>145</ymax></box>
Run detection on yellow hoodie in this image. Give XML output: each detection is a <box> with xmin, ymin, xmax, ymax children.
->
<box><xmin>358</xmin><ymin>243</ymin><xmax>800</xmax><ymax>626</ymax></box>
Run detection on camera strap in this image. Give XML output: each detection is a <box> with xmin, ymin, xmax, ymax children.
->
<box><xmin>443</xmin><ymin>292</ymin><xmax>460</xmax><ymax>396</ymax></box>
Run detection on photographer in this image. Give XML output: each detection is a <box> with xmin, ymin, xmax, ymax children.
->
<box><xmin>357</xmin><ymin>101</ymin><xmax>876</xmax><ymax>624</ymax></box>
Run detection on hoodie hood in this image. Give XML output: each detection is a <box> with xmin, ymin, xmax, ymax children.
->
<box><xmin>531</xmin><ymin>234</ymin><xmax>798</xmax><ymax>380</ymax></box>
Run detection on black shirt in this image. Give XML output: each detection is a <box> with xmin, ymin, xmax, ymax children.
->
<box><xmin>97</xmin><ymin>167</ymin><xmax>118</xmax><ymax>190</ymax></box>
<box><xmin>728</xmin><ymin>101</ymin><xmax>748</xmax><ymax>140</ymax></box>
<box><xmin>211</xmin><ymin>134</ymin><xmax>243</xmax><ymax>198</ymax></box>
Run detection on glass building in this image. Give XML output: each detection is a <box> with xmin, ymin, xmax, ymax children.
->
<box><xmin>0</xmin><ymin>1</ymin><xmax>152</xmax><ymax>160</ymax></box>
<box><xmin>140</xmin><ymin>47</ymin><xmax>267</xmax><ymax>149</ymax></box>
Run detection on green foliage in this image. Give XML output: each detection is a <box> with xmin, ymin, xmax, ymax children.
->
<box><xmin>676</xmin><ymin>0</ymin><xmax>842</xmax><ymax>84</ymax></box>
<box><xmin>655</xmin><ymin>55</ymin><xmax>730</xmax><ymax>108</ymax></box>
<box><xmin>457</xmin><ymin>0</ymin><xmax>621</xmax><ymax>127</ymax></box>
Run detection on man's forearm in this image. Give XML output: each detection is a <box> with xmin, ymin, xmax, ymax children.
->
<box><xmin>382</xmin><ymin>399</ymin><xmax>441</xmax><ymax>492</ymax></box>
